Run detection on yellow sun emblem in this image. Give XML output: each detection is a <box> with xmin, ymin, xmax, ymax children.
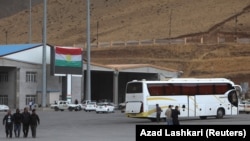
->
<box><xmin>65</xmin><ymin>54</ymin><xmax>72</xmax><ymax>61</ymax></box>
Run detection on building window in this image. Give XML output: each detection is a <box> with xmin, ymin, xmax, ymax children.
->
<box><xmin>26</xmin><ymin>72</ymin><xmax>37</xmax><ymax>83</ymax></box>
<box><xmin>0</xmin><ymin>72</ymin><xmax>8</xmax><ymax>83</ymax></box>
<box><xmin>0</xmin><ymin>95</ymin><xmax>8</xmax><ymax>105</ymax></box>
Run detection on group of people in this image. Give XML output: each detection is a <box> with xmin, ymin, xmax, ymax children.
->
<box><xmin>165</xmin><ymin>105</ymin><xmax>180</xmax><ymax>125</ymax></box>
<box><xmin>2</xmin><ymin>107</ymin><xmax>40</xmax><ymax>138</ymax></box>
<box><xmin>156</xmin><ymin>104</ymin><xmax>180</xmax><ymax>125</ymax></box>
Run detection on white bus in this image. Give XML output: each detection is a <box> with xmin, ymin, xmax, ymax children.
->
<box><xmin>125</xmin><ymin>78</ymin><xmax>242</xmax><ymax>121</ymax></box>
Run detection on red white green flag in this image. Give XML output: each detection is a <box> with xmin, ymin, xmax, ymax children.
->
<box><xmin>55</xmin><ymin>46</ymin><xmax>82</xmax><ymax>68</ymax></box>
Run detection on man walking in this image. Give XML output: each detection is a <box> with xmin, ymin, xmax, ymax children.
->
<box><xmin>30</xmin><ymin>109</ymin><xmax>40</xmax><ymax>138</ymax></box>
<box><xmin>21</xmin><ymin>107</ymin><xmax>30</xmax><ymax>138</ymax></box>
<box><xmin>13</xmin><ymin>108</ymin><xmax>22</xmax><ymax>137</ymax></box>
<box><xmin>3</xmin><ymin>110</ymin><xmax>14</xmax><ymax>138</ymax></box>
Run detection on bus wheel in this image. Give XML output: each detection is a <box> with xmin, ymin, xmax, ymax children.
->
<box><xmin>216</xmin><ymin>108</ymin><xmax>224</xmax><ymax>119</ymax></box>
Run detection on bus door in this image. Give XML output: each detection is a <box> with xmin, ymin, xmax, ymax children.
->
<box><xmin>187</xmin><ymin>96</ymin><xmax>196</xmax><ymax>117</ymax></box>
<box><xmin>195</xmin><ymin>95</ymin><xmax>208</xmax><ymax>116</ymax></box>
<box><xmin>174</xmin><ymin>96</ymin><xmax>190</xmax><ymax>117</ymax></box>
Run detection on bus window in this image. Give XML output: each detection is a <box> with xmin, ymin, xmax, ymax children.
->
<box><xmin>164</xmin><ymin>84</ymin><xmax>173</xmax><ymax>95</ymax></box>
<box><xmin>172</xmin><ymin>84</ymin><xmax>182</xmax><ymax>95</ymax></box>
<box><xmin>147</xmin><ymin>84</ymin><xmax>164</xmax><ymax>96</ymax></box>
<box><xmin>215</xmin><ymin>83</ymin><xmax>230</xmax><ymax>94</ymax></box>
<box><xmin>198</xmin><ymin>84</ymin><xmax>213</xmax><ymax>95</ymax></box>
<box><xmin>182</xmin><ymin>84</ymin><xmax>197</xmax><ymax>95</ymax></box>
<box><xmin>126</xmin><ymin>82</ymin><xmax>142</xmax><ymax>93</ymax></box>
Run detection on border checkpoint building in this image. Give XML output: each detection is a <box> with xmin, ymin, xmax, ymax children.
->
<box><xmin>0</xmin><ymin>43</ymin><xmax>181</xmax><ymax>109</ymax></box>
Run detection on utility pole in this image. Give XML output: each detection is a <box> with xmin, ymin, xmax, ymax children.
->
<box><xmin>5</xmin><ymin>31</ymin><xmax>7</xmax><ymax>44</ymax></box>
<box><xmin>97</xmin><ymin>21</ymin><xmax>99</xmax><ymax>47</ymax></box>
<box><xmin>42</xmin><ymin>0</ymin><xmax>47</xmax><ymax>108</ymax></box>
<box><xmin>29</xmin><ymin>0</ymin><xmax>32</xmax><ymax>43</ymax></box>
<box><xmin>86</xmin><ymin>0</ymin><xmax>91</xmax><ymax>101</ymax></box>
<box><xmin>235</xmin><ymin>14</ymin><xmax>238</xmax><ymax>43</ymax></box>
<box><xmin>168</xmin><ymin>9</ymin><xmax>172</xmax><ymax>45</ymax></box>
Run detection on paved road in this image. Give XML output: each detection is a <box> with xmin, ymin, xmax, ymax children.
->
<box><xmin>0</xmin><ymin>109</ymin><xmax>249</xmax><ymax>141</ymax></box>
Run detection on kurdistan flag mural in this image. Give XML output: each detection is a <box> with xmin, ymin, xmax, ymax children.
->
<box><xmin>55</xmin><ymin>46</ymin><xmax>82</xmax><ymax>67</ymax></box>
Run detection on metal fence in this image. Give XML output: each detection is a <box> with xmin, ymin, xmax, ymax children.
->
<box><xmin>74</xmin><ymin>37</ymin><xmax>250</xmax><ymax>48</ymax></box>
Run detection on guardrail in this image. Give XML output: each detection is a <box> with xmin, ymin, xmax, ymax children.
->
<box><xmin>74</xmin><ymin>37</ymin><xmax>250</xmax><ymax>48</ymax></box>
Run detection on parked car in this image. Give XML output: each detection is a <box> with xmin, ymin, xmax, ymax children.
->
<box><xmin>53</xmin><ymin>100</ymin><xmax>82</xmax><ymax>111</ymax></box>
<box><xmin>239</xmin><ymin>100</ymin><xmax>250</xmax><ymax>114</ymax></box>
<box><xmin>84</xmin><ymin>102</ymin><xmax>97</xmax><ymax>112</ymax></box>
<box><xmin>96</xmin><ymin>102</ymin><xmax>115</xmax><ymax>113</ymax></box>
<box><xmin>81</xmin><ymin>100</ymin><xmax>94</xmax><ymax>109</ymax></box>
<box><xmin>0</xmin><ymin>104</ymin><xmax>9</xmax><ymax>112</ymax></box>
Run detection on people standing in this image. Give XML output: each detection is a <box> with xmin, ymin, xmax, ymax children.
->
<box><xmin>75</xmin><ymin>99</ymin><xmax>79</xmax><ymax>104</ymax></box>
<box><xmin>156</xmin><ymin>104</ymin><xmax>162</xmax><ymax>123</ymax></box>
<box><xmin>165</xmin><ymin>105</ymin><xmax>173</xmax><ymax>125</ymax></box>
<box><xmin>3</xmin><ymin>110</ymin><xmax>14</xmax><ymax>138</ymax></box>
<box><xmin>172</xmin><ymin>106</ymin><xmax>180</xmax><ymax>125</ymax></box>
<box><xmin>29</xmin><ymin>100</ymin><xmax>33</xmax><ymax>111</ymax></box>
<box><xmin>30</xmin><ymin>109</ymin><xmax>40</xmax><ymax>138</ymax></box>
<box><xmin>13</xmin><ymin>108</ymin><xmax>22</xmax><ymax>137</ymax></box>
<box><xmin>21</xmin><ymin>107</ymin><xmax>30</xmax><ymax>138</ymax></box>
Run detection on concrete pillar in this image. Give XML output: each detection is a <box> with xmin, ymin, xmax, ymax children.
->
<box><xmin>113</xmin><ymin>71</ymin><xmax>119</xmax><ymax>106</ymax></box>
<box><xmin>15</xmin><ymin>67</ymin><xmax>20</xmax><ymax>108</ymax></box>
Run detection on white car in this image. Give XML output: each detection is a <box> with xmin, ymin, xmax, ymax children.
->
<box><xmin>81</xmin><ymin>100</ymin><xmax>93</xmax><ymax>109</ymax></box>
<box><xmin>0</xmin><ymin>104</ymin><xmax>9</xmax><ymax>112</ymax></box>
<box><xmin>84</xmin><ymin>102</ymin><xmax>97</xmax><ymax>112</ymax></box>
<box><xmin>96</xmin><ymin>102</ymin><xmax>115</xmax><ymax>113</ymax></box>
<box><xmin>239</xmin><ymin>100</ymin><xmax>250</xmax><ymax>114</ymax></box>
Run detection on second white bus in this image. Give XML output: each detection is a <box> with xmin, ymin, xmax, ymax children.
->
<box><xmin>125</xmin><ymin>78</ymin><xmax>242</xmax><ymax>121</ymax></box>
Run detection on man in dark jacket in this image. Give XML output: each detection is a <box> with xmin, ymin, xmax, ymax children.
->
<box><xmin>13</xmin><ymin>108</ymin><xmax>22</xmax><ymax>137</ymax></box>
<box><xmin>172</xmin><ymin>106</ymin><xmax>180</xmax><ymax>125</ymax></box>
<box><xmin>156</xmin><ymin>104</ymin><xmax>162</xmax><ymax>123</ymax></box>
<box><xmin>30</xmin><ymin>109</ymin><xmax>40</xmax><ymax>138</ymax></box>
<box><xmin>3</xmin><ymin>110</ymin><xmax>14</xmax><ymax>138</ymax></box>
<box><xmin>21</xmin><ymin>107</ymin><xmax>30</xmax><ymax>138</ymax></box>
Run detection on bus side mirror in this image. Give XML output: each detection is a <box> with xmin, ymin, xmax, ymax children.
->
<box><xmin>182</xmin><ymin>105</ymin><xmax>185</xmax><ymax>108</ymax></box>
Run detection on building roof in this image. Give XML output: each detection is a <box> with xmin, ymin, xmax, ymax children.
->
<box><xmin>0</xmin><ymin>43</ymin><xmax>52</xmax><ymax>64</ymax></box>
<box><xmin>0</xmin><ymin>43</ymin><xmax>42</xmax><ymax>56</ymax></box>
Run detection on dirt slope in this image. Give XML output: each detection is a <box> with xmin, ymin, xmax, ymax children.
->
<box><xmin>0</xmin><ymin>0</ymin><xmax>250</xmax><ymax>83</ymax></box>
<box><xmin>87</xmin><ymin>43</ymin><xmax>250</xmax><ymax>83</ymax></box>
<box><xmin>1</xmin><ymin>0</ymin><xmax>250</xmax><ymax>45</ymax></box>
